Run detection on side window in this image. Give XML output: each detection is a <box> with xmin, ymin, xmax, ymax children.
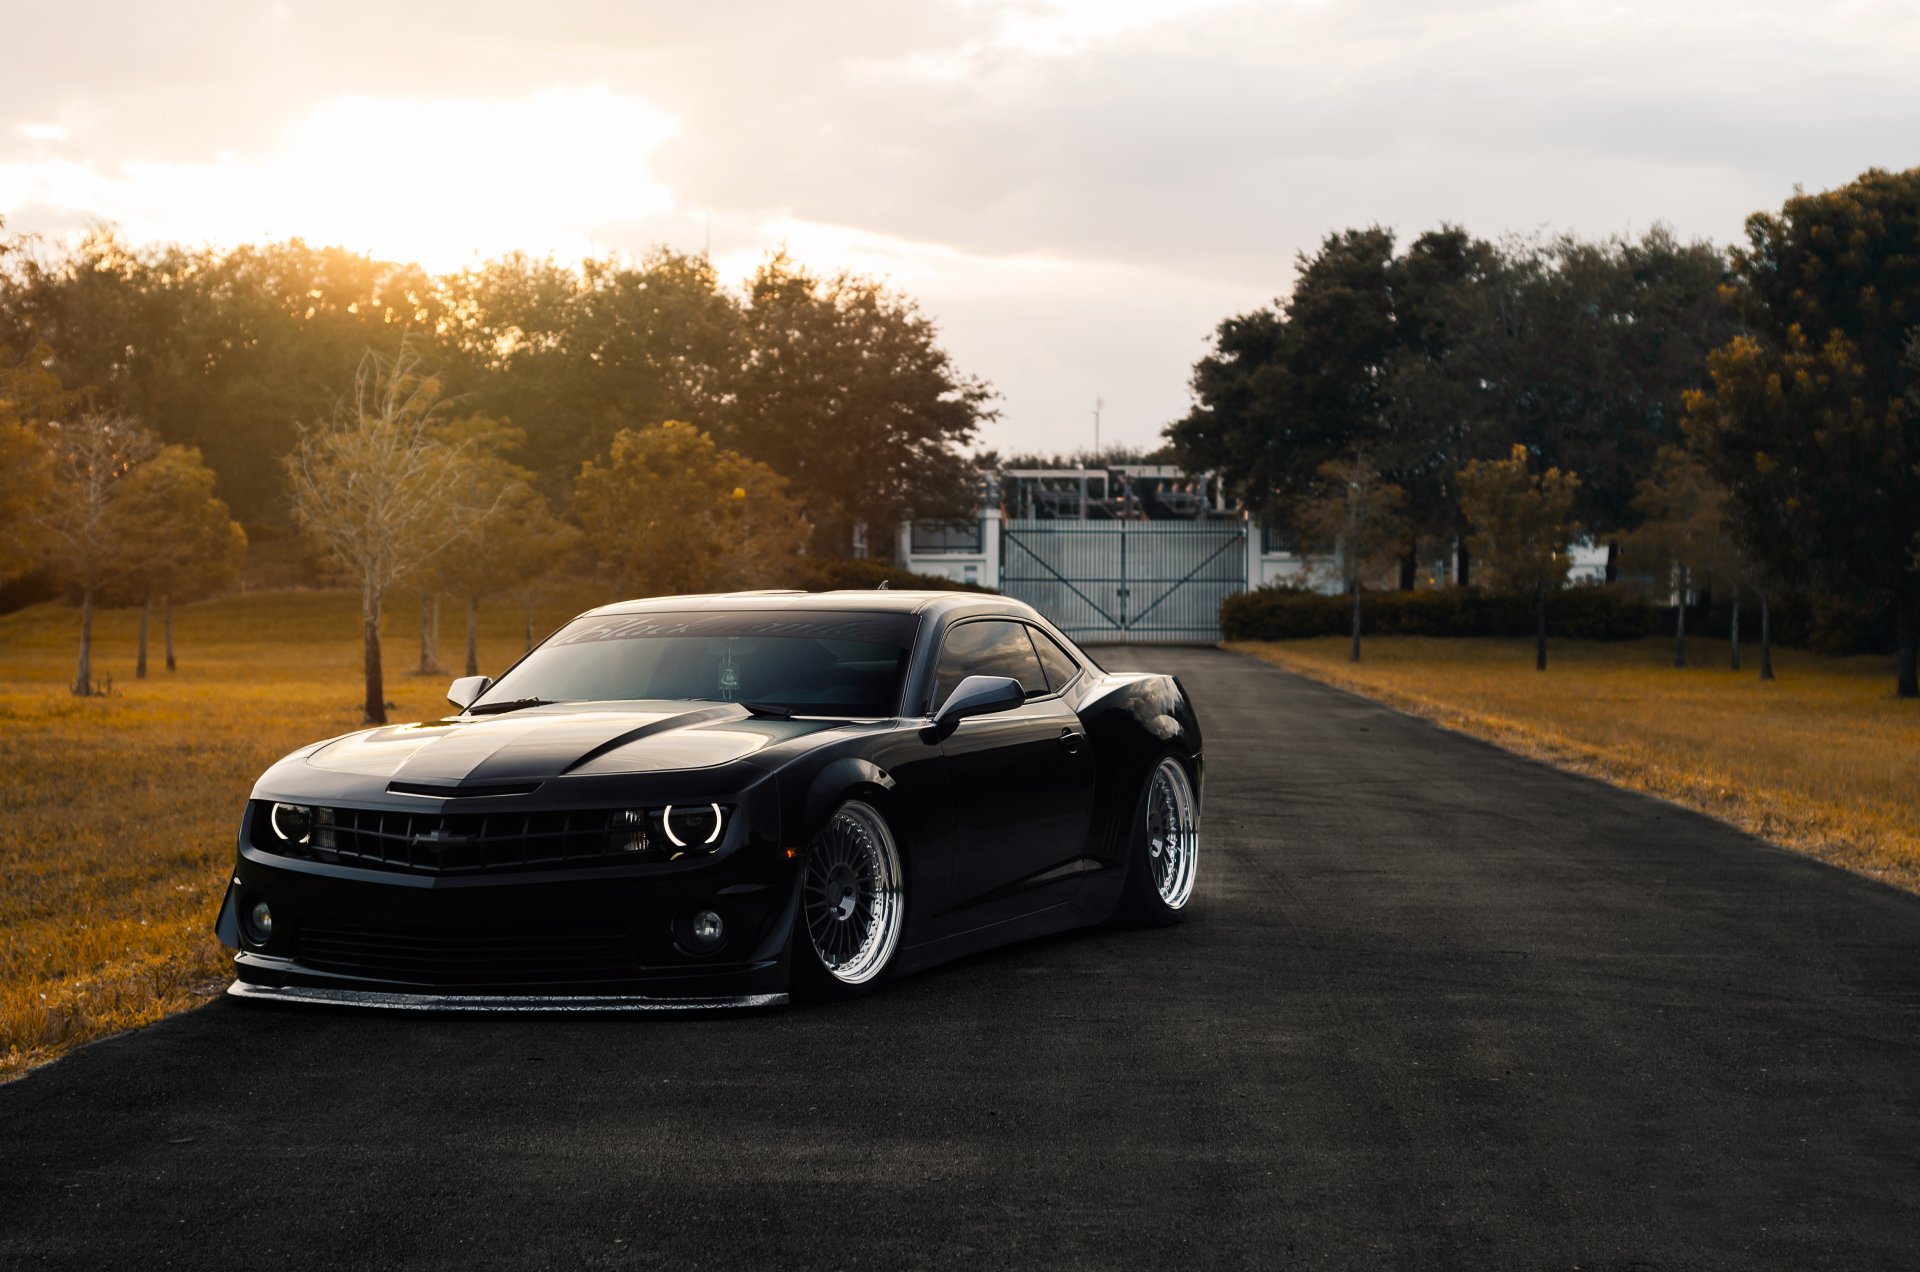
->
<box><xmin>933</xmin><ymin>620</ymin><xmax>1047</xmax><ymax>710</ymax></box>
<box><xmin>1029</xmin><ymin>626</ymin><xmax>1081</xmax><ymax>693</ymax></box>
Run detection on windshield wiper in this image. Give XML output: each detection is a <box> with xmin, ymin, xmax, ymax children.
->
<box><xmin>467</xmin><ymin>697</ymin><xmax>560</xmax><ymax>716</ymax></box>
<box><xmin>739</xmin><ymin>701</ymin><xmax>794</xmax><ymax>720</ymax></box>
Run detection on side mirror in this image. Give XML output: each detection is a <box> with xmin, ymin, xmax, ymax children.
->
<box><xmin>931</xmin><ymin>675</ymin><xmax>1024</xmax><ymax>728</ymax></box>
<box><xmin>447</xmin><ymin>675</ymin><xmax>492</xmax><ymax>711</ymax></box>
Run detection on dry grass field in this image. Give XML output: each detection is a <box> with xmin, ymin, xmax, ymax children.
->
<box><xmin>1233</xmin><ymin>636</ymin><xmax>1920</xmax><ymax>894</ymax></box>
<box><xmin>0</xmin><ymin>587</ymin><xmax>600</xmax><ymax>1080</ymax></box>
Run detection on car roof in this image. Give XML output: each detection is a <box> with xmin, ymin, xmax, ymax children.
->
<box><xmin>581</xmin><ymin>589</ymin><xmax>1036</xmax><ymax>623</ymax></box>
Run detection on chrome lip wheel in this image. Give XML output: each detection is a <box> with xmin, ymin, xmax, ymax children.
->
<box><xmin>802</xmin><ymin>802</ymin><xmax>903</xmax><ymax>985</ymax></box>
<box><xmin>1145</xmin><ymin>757</ymin><xmax>1199</xmax><ymax>909</ymax></box>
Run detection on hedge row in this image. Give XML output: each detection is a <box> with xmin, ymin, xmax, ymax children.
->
<box><xmin>784</xmin><ymin>556</ymin><xmax>996</xmax><ymax>594</ymax></box>
<box><xmin>1221</xmin><ymin>586</ymin><xmax>1658</xmax><ymax>642</ymax></box>
<box><xmin>1218</xmin><ymin>585</ymin><xmax>1895</xmax><ymax>655</ymax></box>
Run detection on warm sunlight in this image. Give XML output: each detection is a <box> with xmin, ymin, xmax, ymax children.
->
<box><xmin>4</xmin><ymin>86</ymin><xmax>679</xmax><ymax>272</ymax></box>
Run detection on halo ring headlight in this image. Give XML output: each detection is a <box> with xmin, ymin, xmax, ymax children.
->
<box><xmin>662</xmin><ymin>802</ymin><xmax>724</xmax><ymax>848</ymax></box>
<box><xmin>270</xmin><ymin>802</ymin><xmax>312</xmax><ymax>844</ymax></box>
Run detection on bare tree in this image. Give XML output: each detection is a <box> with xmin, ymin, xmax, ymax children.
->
<box><xmin>32</xmin><ymin>413</ymin><xmax>160</xmax><ymax>694</ymax></box>
<box><xmin>1295</xmin><ymin>452</ymin><xmax>1408</xmax><ymax>662</ymax></box>
<box><xmin>285</xmin><ymin>341</ymin><xmax>500</xmax><ymax>723</ymax></box>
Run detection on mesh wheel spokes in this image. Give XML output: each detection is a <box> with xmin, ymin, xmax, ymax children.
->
<box><xmin>802</xmin><ymin>803</ymin><xmax>903</xmax><ymax>984</ymax></box>
<box><xmin>1145</xmin><ymin>758</ymin><xmax>1198</xmax><ymax>909</ymax></box>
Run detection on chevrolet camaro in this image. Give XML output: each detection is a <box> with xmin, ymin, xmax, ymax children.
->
<box><xmin>214</xmin><ymin>590</ymin><xmax>1202</xmax><ymax>1009</ymax></box>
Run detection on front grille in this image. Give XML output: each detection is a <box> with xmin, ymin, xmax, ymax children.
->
<box><xmin>297</xmin><ymin>919</ymin><xmax>639</xmax><ymax>985</ymax></box>
<box><xmin>308</xmin><ymin>807</ymin><xmax>627</xmax><ymax>875</ymax></box>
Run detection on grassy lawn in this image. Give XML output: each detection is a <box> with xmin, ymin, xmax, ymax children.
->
<box><xmin>0</xmin><ymin>587</ymin><xmax>599</xmax><ymax>1080</ymax></box>
<box><xmin>1231</xmin><ymin>635</ymin><xmax>1920</xmax><ymax>894</ymax></box>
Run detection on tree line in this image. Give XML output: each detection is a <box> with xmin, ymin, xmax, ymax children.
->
<box><xmin>0</xmin><ymin>228</ymin><xmax>995</xmax><ymax>719</ymax></box>
<box><xmin>0</xmin><ymin>235</ymin><xmax>991</xmax><ymax>552</ymax></box>
<box><xmin>1169</xmin><ymin>166</ymin><xmax>1920</xmax><ymax>696</ymax></box>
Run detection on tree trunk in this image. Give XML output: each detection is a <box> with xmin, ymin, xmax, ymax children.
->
<box><xmin>71</xmin><ymin>589</ymin><xmax>95</xmax><ymax>697</ymax></box>
<box><xmin>1350</xmin><ymin>579</ymin><xmax>1362</xmax><ymax>663</ymax></box>
<box><xmin>1897</xmin><ymin>574</ymin><xmax>1918</xmax><ymax>700</ymax></box>
<box><xmin>1760</xmin><ymin>594</ymin><xmax>1775</xmax><ymax>682</ymax></box>
<box><xmin>1534</xmin><ymin>583</ymin><xmax>1547</xmax><ymax>671</ymax></box>
<box><xmin>1673</xmin><ymin>568</ymin><xmax>1688</xmax><ymax>668</ymax></box>
<box><xmin>1398</xmin><ymin>535</ymin><xmax>1416</xmax><ymax>592</ymax></box>
<box><xmin>417</xmin><ymin>594</ymin><xmax>439</xmax><ymax>675</ymax></box>
<box><xmin>1729</xmin><ymin>595</ymin><xmax>1741</xmax><ymax>672</ymax></box>
<box><xmin>1455</xmin><ymin>538</ymin><xmax>1471</xmax><ymax>588</ymax></box>
<box><xmin>136</xmin><ymin>594</ymin><xmax>151</xmax><ymax>679</ymax></box>
<box><xmin>525</xmin><ymin>598</ymin><xmax>535</xmax><ymax>652</ymax></box>
<box><xmin>163</xmin><ymin>594</ymin><xmax>176</xmax><ymax>671</ymax></box>
<box><xmin>364</xmin><ymin>581</ymin><xmax>387</xmax><ymax>725</ymax></box>
<box><xmin>1604</xmin><ymin>539</ymin><xmax>1619</xmax><ymax>585</ymax></box>
<box><xmin>466</xmin><ymin>596</ymin><xmax>480</xmax><ymax>678</ymax></box>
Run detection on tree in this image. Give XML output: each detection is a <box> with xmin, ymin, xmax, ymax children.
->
<box><xmin>1458</xmin><ymin>445</ymin><xmax>1582</xmax><ymax>670</ymax></box>
<box><xmin>1293</xmin><ymin>453</ymin><xmax>1407</xmax><ymax>661</ymax></box>
<box><xmin>1379</xmin><ymin>226</ymin><xmax>1509</xmax><ymax>587</ymax></box>
<box><xmin>3</xmin><ymin>233</ymin><xmax>458</xmax><ymax>525</ymax></box>
<box><xmin>32</xmin><ymin>413</ymin><xmax>162</xmax><ymax>694</ymax></box>
<box><xmin>428</xmin><ymin>452</ymin><xmax>581</xmax><ymax>677</ymax></box>
<box><xmin>1687</xmin><ymin>167</ymin><xmax>1920</xmax><ymax>698</ymax></box>
<box><xmin>574</xmin><ymin>421</ymin><xmax>808</xmax><ymax>598</ymax></box>
<box><xmin>722</xmin><ymin>255</ymin><xmax>992</xmax><ymax>555</ymax></box>
<box><xmin>1169</xmin><ymin>228</ymin><xmax>1399</xmax><ymax>521</ymax></box>
<box><xmin>0</xmin><ymin>341</ymin><xmax>68</xmax><ymax>585</ymax></box>
<box><xmin>285</xmin><ymin>341</ymin><xmax>502</xmax><ymax>723</ymax></box>
<box><xmin>1628</xmin><ymin>447</ymin><xmax>1740</xmax><ymax>668</ymax></box>
<box><xmin>113</xmin><ymin>445</ymin><xmax>247</xmax><ymax>676</ymax></box>
<box><xmin>1507</xmin><ymin>230</ymin><xmax>1735</xmax><ymax>576</ymax></box>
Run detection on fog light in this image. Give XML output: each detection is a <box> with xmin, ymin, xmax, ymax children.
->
<box><xmin>677</xmin><ymin>908</ymin><xmax>726</xmax><ymax>955</ymax></box>
<box><xmin>244</xmin><ymin>899</ymin><xmax>274</xmax><ymax>946</ymax></box>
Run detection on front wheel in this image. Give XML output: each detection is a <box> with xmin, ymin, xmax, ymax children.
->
<box><xmin>1111</xmin><ymin>755</ymin><xmax>1200</xmax><ymax>926</ymax></box>
<box><xmin>792</xmin><ymin>799</ymin><xmax>906</xmax><ymax>1000</ymax></box>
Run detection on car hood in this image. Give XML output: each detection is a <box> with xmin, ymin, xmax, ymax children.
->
<box><xmin>302</xmin><ymin>702</ymin><xmax>842</xmax><ymax>786</ymax></box>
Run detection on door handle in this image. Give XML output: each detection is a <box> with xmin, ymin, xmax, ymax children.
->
<box><xmin>1059</xmin><ymin>728</ymin><xmax>1085</xmax><ymax>754</ymax></box>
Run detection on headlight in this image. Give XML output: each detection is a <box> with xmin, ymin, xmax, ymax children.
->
<box><xmin>663</xmin><ymin>803</ymin><xmax>726</xmax><ymax>848</ymax></box>
<box><xmin>606</xmin><ymin>804</ymin><xmax>731</xmax><ymax>856</ymax></box>
<box><xmin>270</xmin><ymin>803</ymin><xmax>312</xmax><ymax>844</ymax></box>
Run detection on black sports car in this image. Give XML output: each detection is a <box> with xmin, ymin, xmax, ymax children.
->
<box><xmin>215</xmin><ymin>590</ymin><xmax>1202</xmax><ymax>1009</ymax></box>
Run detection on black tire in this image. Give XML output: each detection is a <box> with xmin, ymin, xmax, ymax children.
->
<box><xmin>1109</xmin><ymin>754</ymin><xmax>1200</xmax><ymax>927</ymax></box>
<box><xmin>790</xmin><ymin>798</ymin><xmax>907</xmax><ymax>1002</ymax></box>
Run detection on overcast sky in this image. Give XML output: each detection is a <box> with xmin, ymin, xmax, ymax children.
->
<box><xmin>3</xmin><ymin>0</ymin><xmax>1916</xmax><ymax>455</ymax></box>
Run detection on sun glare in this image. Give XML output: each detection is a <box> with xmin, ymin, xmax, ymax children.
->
<box><xmin>3</xmin><ymin>86</ymin><xmax>680</xmax><ymax>272</ymax></box>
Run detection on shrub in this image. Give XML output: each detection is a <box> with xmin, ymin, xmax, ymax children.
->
<box><xmin>1220</xmin><ymin>585</ymin><xmax>1659</xmax><ymax>642</ymax></box>
<box><xmin>783</xmin><ymin>556</ymin><xmax>996</xmax><ymax>594</ymax></box>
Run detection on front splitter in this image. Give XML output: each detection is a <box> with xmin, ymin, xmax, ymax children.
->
<box><xmin>227</xmin><ymin>981</ymin><xmax>787</xmax><ymax>1012</ymax></box>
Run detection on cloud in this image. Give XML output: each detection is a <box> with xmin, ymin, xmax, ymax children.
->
<box><xmin>3</xmin><ymin>0</ymin><xmax>1918</xmax><ymax>452</ymax></box>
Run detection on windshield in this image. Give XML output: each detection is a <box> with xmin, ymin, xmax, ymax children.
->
<box><xmin>470</xmin><ymin>610</ymin><xmax>919</xmax><ymax>718</ymax></box>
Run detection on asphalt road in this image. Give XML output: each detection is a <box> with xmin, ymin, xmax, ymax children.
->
<box><xmin>4</xmin><ymin>647</ymin><xmax>1918</xmax><ymax>1270</ymax></box>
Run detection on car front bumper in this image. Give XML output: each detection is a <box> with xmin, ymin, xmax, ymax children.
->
<box><xmin>217</xmin><ymin>831</ymin><xmax>801</xmax><ymax>1009</ymax></box>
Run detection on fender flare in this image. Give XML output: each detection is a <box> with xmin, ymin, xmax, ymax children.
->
<box><xmin>799</xmin><ymin>757</ymin><xmax>899</xmax><ymax>841</ymax></box>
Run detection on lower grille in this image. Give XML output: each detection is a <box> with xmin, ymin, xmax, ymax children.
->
<box><xmin>297</xmin><ymin>919</ymin><xmax>639</xmax><ymax>986</ymax></box>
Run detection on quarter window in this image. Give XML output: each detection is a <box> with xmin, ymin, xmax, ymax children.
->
<box><xmin>933</xmin><ymin>620</ymin><xmax>1047</xmax><ymax>710</ymax></box>
<box><xmin>1029</xmin><ymin>627</ymin><xmax>1081</xmax><ymax>693</ymax></box>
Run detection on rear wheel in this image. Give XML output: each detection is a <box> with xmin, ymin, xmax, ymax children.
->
<box><xmin>1111</xmin><ymin>755</ymin><xmax>1200</xmax><ymax>926</ymax></box>
<box><xmin>792</xmin><ymin>799</ymin><xmax>906</xmax><ymax>999</ymax></box>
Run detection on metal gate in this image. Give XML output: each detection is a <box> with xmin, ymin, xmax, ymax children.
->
<box><xmin>999</xmin><ymin>518</ymin><xmax>1248</xmax><ymax>643</ymax></box>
